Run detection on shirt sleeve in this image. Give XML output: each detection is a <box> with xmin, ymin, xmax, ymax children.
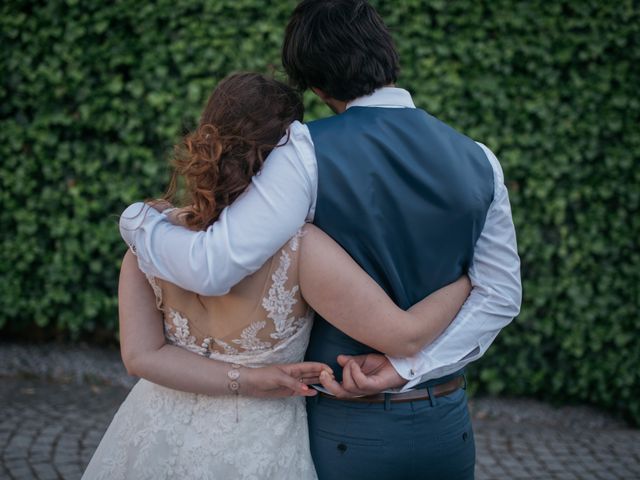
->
<box><xmin>387</xmin><ymin>143</ymin><xmax>522</xmax><ymax>390</ymax></box>
<box><xmin>119</xmin><ymin>121</ymin><xmax>318</xmax><ymax>296</ymax></box>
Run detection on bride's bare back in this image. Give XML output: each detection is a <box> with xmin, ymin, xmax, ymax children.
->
<box><xmin>149</xmin><ymin>231</ymin><xmax>314</xmax><ymax>365</ymax></box>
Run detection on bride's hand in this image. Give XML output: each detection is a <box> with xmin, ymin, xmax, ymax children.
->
<box><xmin>164</xmin><ymin>207</ymin><xmax>188</xmax><ymax>226</ymax></box>
<box><xmin>145</xmin><ymin>200</ymin><xmax>187</xmax><ymax>226</ymax></box>
<box><xmin>148</xmin><ymin>199</ymin><xmax>174</xmax><ymax>213</ymax></box>
<box><xmin>243</xmin><ymin>362</ymin><xmax>333</xmax><ymax>398</ymax></box>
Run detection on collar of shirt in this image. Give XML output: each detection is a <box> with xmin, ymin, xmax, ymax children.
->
<box><xmin>346</xmin><ymin>86</ymin><xmax>416</xmax><ymax>110</ymax></box>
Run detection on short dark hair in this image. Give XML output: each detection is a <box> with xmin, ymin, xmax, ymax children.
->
<box><xmin>282</xmin><ymin>0</ymin><xmax>400</xmax><ymax>102</ymax></box>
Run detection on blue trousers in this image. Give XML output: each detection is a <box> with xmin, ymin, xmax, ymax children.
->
<box><xmin>307</xmin><ymin>388</ymin><xmax>475</xmax><ymax>480</ymax></box>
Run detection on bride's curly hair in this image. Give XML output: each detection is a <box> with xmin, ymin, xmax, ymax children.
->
<box><xmin>163</xmin><ymin>73</ymin><xmax>304</xmax><ymax>230</ymax></box>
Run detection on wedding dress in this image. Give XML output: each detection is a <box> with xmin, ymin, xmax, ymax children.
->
<box><xmin>83</xmin><ymin>232</ymin><xmax>317</xmax><ymax>479</ymax></box>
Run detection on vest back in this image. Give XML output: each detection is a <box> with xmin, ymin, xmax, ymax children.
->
<box><xmin>306</xmin><ymin>107</ymin><xmax>494</xmax><ymax>376</ymax></box>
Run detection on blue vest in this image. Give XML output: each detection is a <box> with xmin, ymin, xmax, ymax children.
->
<box><xmin>305</xmin><ymin>107</ymin><xmax>494</xmax><ymax>378</ymax></box>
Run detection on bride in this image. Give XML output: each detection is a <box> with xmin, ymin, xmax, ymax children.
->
<box><xmin>82</xmin><ymin>72</ymin><xmax>471</xmax><ymax>480</ymax></box>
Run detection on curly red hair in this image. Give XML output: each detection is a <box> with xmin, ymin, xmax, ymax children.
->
<box><xmin>163</xmin><ymin>73</ymin><xmax>304</xmax><ymax>230</ymax></box>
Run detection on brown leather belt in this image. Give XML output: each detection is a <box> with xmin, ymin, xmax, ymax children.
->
<box><xmin>318</xmin><ymin>375</ymin><xmax>464</xmax><ymax>404</ymax></box>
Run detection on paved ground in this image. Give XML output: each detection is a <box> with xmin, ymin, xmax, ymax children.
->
<box><xmin>1</xmin><ymin>343</ymin><xmax>639</xmax><ymax>479</ymax></box>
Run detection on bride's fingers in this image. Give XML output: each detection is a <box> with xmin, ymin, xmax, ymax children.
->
<box><xmin>286</xmin><ymin>363</ymin><xmax>333</xmax><ymax>379</ymax></box>
<box><xmin>300</xmin><ymin>387</ymin><xmax>319</xmax><ymax>397</ymax></box>
<box><xmin>318</xmin><ymin>371</ymin><xmax>352</xmax><ymax>398</ymax></box>
<box><xmin>299</xmin><ymin>376</ymin><xmax>323</xmax><ymax>385</ymax></box>
<box><xmin>286</xmin><ymin>371</ymin><xmax>334</xmax><ymax>386</ymax></box>
<box><xmin>276</xmin><ymin>371</ymin><xmax>311</xmax><ymax>395</ymax></box>
<box><xmin>295</xmin><ymin>362</ymin><xmax>333</xmax><ymax>374</ymax></box>
<box><xmin>281</xmin><ymin>381</ymin><xmax>319</xmax><ymax>397</ymax></box>
<box><xmin>148</xmin><ymin>199</ymin><xmax>174</xmax><ymax>213</ymax></box>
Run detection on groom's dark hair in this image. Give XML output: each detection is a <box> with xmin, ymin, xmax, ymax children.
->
<box><xmin>282</xmin><ymin>0</ymin><xmax>399</xmax><ymax>102</ymax></box>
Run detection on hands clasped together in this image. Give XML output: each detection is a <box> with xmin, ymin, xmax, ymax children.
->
<box><xmin>247</xmin><ymin>353</ymin><xmax>406</xmax><ymax>399</ymax></box>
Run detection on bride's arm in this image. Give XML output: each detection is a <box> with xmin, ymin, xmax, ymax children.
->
<box><xmin>119</xmin><ymin>250</ymin><xmax>329</xmax><ymax>397</ymax></box>
<box><xmin>298</xmin><ymin>225</ymin><xmax>471</xmax><ymax>358</ymax></box>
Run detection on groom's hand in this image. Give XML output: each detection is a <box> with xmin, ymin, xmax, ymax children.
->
<box><xmin>319</xmin><ymin>353</ymin><xmax>408</xmax><ymax>398</ymax></box>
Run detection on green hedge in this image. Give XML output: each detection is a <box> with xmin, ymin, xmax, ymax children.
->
<box><xmin>1</xmin><ymin>1</ymin><xmax>638</xmax><ymax>423</ymax></box>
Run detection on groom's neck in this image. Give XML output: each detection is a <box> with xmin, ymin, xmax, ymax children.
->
<box><xmin>317</xmin><ymin>83</ymin><xmax>397</xmax><ymax>115</ymax></box>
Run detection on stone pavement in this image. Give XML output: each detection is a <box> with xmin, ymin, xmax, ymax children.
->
<box><xmin>1</xmin><ymin>343</ymin><xmax>639</xmax><ymax>479</ymax></box>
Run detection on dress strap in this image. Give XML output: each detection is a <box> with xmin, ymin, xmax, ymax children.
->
<box><xmin>145</xmin><ymin>274</ymin><xmax>164</xmax><ymax>310</ymax></box>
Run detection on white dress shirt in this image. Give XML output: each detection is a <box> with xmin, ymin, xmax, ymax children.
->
<box><xmin>120</xmin><ymin>87</ymin><xmax>522</xmax><ymax>391</ymax></box>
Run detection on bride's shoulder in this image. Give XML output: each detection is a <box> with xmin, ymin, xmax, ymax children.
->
<box><xmin>283</xmin><ymin>120</ymin><xmax>311</xmax><ymax>143</ymax></box>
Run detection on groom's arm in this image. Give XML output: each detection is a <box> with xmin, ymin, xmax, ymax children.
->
<box><xmin>320</xmin><ymin>144</ymin><xmax>521</xmax><ymax>397</ymax></box>
<box><xmin>387</xmin><ymin>143</ymin><xmax>522</xmax><ymax>390</ymax></box>
<box><xmin>119</xmin><ymin>121</ymin><xmax>317</xmax><ymax>295</ymax></box>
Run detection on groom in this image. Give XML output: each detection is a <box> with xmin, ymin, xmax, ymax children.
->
<box><xmin>121</xmin><ymin>1</ymin><xmax>521</xmax><ymax>478</ymax></box>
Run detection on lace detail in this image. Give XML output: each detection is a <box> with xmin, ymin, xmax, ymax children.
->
<box><xmin>232</xmin><ymin>321</ymin><xmax>272</xmax><ymax>351</ymax></box>
<box><xmin>263</xmin><ymin>250</ymin><xmax>304</xmax><ymax>341</ymax></box>
<box><xmin>83</xmin><ymin>381</ymin><xmax>317</xmax><ymax>480</ymax></box>
<box><xmin>213</xmin><ymin>338</ymin><xmax>239</xmax><ymax>355</ymax></box>
<box><xmin>147</xmin><ymin>230</ymin><xmax>311</xmax><ymax>359</ymax></box>
<box><xmin>288</xmin><ymin>227</ymin><xmax>305</xmax><ymax>252</ymax></box>
<box><xmin>164</xmin><ymin>309</ymin><xmax>212</xmax><ymax>356</ymax></box>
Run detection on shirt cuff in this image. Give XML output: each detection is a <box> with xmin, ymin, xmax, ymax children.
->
<box><xmin>387</xmin><ymin>356</ymin><xmax>426</xmax><ymax>392</ymax></box>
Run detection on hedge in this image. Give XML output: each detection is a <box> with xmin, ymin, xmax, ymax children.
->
<box><xmin>1</xmin><ymin>1</ymin><xmax>638</xmax><ymax>423</ymax></box>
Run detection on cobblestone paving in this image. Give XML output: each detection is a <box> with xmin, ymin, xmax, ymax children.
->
<box><xmin>1</xmin><ymin>378</ymin><xmax>128</xmax><ymax>480</ymax></box>
<box><xmin>471</xmin><ymin>398</ymin><xmax>640</xmax><ymax>479</ymax></box>
<box><xmin>1</xmin><ymin>343</ymin><xmax>639</xmax><ymax>479</ymax></box>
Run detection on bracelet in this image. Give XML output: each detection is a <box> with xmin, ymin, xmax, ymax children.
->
<box><xmin>228</xmin><ymin>363</ymin><xmax>242</xmax><ymax>423</ymax></box>
<box><xmin>228</xmin><ymin>363</ymin><xmax>242</xmax><ymax>392</ymax></box>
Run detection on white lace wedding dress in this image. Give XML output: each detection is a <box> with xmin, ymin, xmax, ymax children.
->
<box><xmin>83</xmin><ymin>233</ymin><xmax>317</xmax><ymax>480</ymax></box>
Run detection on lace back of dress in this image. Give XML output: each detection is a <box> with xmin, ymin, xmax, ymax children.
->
<box><xmin>146</xmin><ymin>230</ymin><xmax>312</xmax><ymax>364</ymax></box>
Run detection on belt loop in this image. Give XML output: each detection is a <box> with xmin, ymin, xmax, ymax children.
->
<box><xmin>462</xmin><ymin>373</ymin><xmax>468</xmax><ymax>390</ymax></box>
<box><xmin>384</xmin><ymin>393</ymin><xmax>392</xmax><ymax>411</ymax></box>
<box><xmin>426</xmin><ymin>385</ymin><xmax>436</xmax><ymax>407</ymax></box>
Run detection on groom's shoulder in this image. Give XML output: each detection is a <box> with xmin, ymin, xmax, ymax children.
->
<box><xmin>306</xmin><ymin>113</ymin><xmax>347</xmax><ymax>129</ymax></box>
<box><xmin>306</xmin><ymin>107</ymin><xmax>402</xmax><ymax>139</ymax></box>
<box><xmin>418</xmin><ymin>109</ymin><xmax>478</xmax><ymax>144</ymax></box>
<box><xmin>416</xmin><ymin>110</ymin><xmax>501</xmax><ymax>182</ymax></box>
<box><xmin>304</xmin><ymin>113</ymin><xmax>351</xmax><ymax>142</ymax></box>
